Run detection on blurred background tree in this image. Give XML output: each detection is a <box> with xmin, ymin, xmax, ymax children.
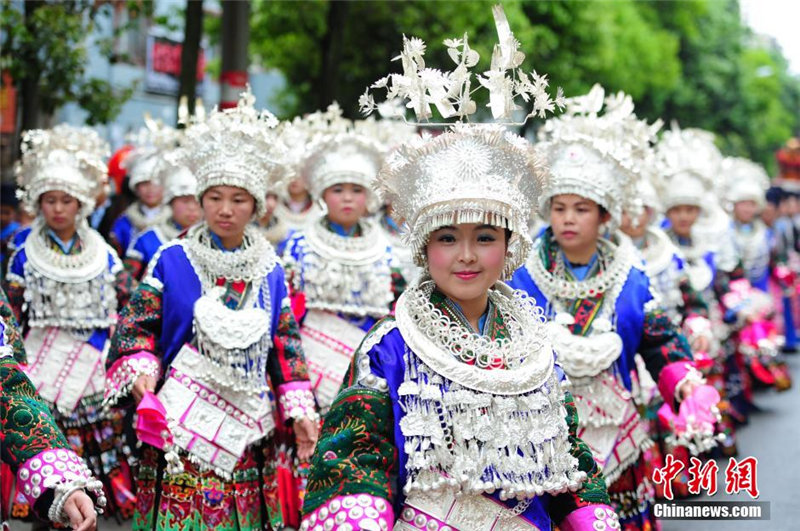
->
<box><xmin>1</xmin><ymin>0</ymin><xmax>151</xmax><ymax>130</ymax></box>
<box><xmin>247</xmin><ymin>0</ymin><xmax>799</xmax><ymax>175</ymax></box>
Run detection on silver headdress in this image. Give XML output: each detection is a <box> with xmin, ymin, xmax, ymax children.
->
<box><xmin>364</xmin><ymin>5</ymin><xmax>562</xmax><ymax>277</ymax></box>
<box><xmin>280</xmin><ymin>103</ymin><xmax>393</xmax><ymax>212</ymax></box>
<box><xmin>124</xmin><ymin>118</ymin><xmax>182</xmax><ymax>191</ymax></box>
<box><xmin>653</xmin><ymin>124</ymin><xmax>721</xmax><ymax>212</ymax></box>
<box><xmin>157</xmin><ymin>154</ymin><xmax>198</xmax><ymax>204</ymax></box>
<box><xmin>15</xmin><ymin>124</ymin><xmax>109</xmax><ymax>218</ymax></box>
<box><xmin>171</xmin><ymin>87</ymin><xmax>286</xmax><ymax>218</ymax></box>
<box><xmin>537</xmin><ymin>84</ymin><xmax>660</xmax><ymax>226</ymax></box>
<box><xmin>721</xmin><ymin>157</ymin><xmax>769</xmax><ymax>210</ymax></box>
<box><xmin>376</xmin><ymin>124</ymin><xmax>544</xmax><ymax>278</ymax></box>
<box><xmin>302</xmin><ymin>133</ymin><xmax>386</xmax><ymax>212</ymax></box>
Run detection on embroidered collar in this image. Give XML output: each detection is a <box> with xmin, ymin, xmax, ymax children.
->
<box><xmin>432</xmin><ymin>289</ymin><xmax>499</xmax><ymax>337</ymax></box>
<box><xmin>46</xmin><ymin>229</ymin><xmax>79</xmax><ymax>255</ymax></box>
<box><xmin>395</xmin><ymin>278</ymin><xmax>553</xmax><ymax>387</ymax></box>
<box><xmin>305</xmin><ymin>214</ymin><xmax>388</xmax><ymax>265</ymax></box>
<box><xmin>181</xmin><ymin>223</ymin><xmax>278</xmax><ymax>289</ymax></box>
<box><xmin>124</xmin><ymin>201</ymin><xmax>172</xmax><ymax>231</ymax></box>
<box><xmin>527</xmin><ymin>229</ymin><xmax>635</xmax><ymax>301</ymax></box>
<box><xmin>209</xmin><ymin>231</ymin><xmax>242</xmax><ymax>253</ymax></box>
<box><xmin>323</xmin><ymin>217</ymin><xmax>362</xmax><ymax>237</ymax></box>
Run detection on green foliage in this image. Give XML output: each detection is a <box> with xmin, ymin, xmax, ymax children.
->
<box><xmin>1</xmin><ymin>0</ymin><xmax>152</xmax><ymax>124</ymax></box>
<box><xmin>248</xmin><ymin>0</ymin><xmax>799</xmax><ymax>172</ymax></box>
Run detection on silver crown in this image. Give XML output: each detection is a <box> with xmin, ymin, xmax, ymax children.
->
<box><xmin>157</xmin><ymin>151</ymin><xmax>198</xmax><ymax>204</ymax></box>
<box><xmin>653</xmin><ymin>124</ymin><xmax>721</xmax><ymax>212</ymax></box>
<box><xmin>537</xmin><ymin>84</ymin><xmax>660</xmax><ymax>226</ymax></box>
<box><xmin>376</xmin><ymin>124</ymin><xmax>545</xmax><ymax>277</ymax></box>
<box><xmin>125</xmin><ymin>118</ymin><xmax>183</xmax><ymax>190</ymax></box>
<box><xmin>15</xmin><ymin>124</ymin><xmax>109</xmax><ymax>218</ymax></box>
<box><xmin>171</xmin><ymin>87</ymin><xmax>286</xmax><ymax>217</ymax></box>
<box><xmin>721</xmin><ymin>157</ymin><xmax>769</xmax><ymax>210</ymax></box>
<box><xmin>303</xmin><ymin>133</ymin><xmax>386</xmax><ymax>212</ymax></box>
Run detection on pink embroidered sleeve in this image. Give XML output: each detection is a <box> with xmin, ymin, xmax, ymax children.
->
<box><xmin>560</xmin><ymin>505</ymin><xmax>620</xmax><ymax>531</ymax></box>
<box><xmin>300</xmin><ymin>493</ymin><xmax>393</xmax><ymax>531</ymax></box>
<box><xmin>16</xmin><ymin>448</ymin><xmax>107</xmax><ymax>526</ymax></box>
<box><xmin>277</xmin><ymin>380</ymin><xmax>319</xmax><ymax>424</ymax></box>
<box><xmin>104</xmin><ymin>351</ymin><xmax>161</xmax><ymax>408</ymax></box>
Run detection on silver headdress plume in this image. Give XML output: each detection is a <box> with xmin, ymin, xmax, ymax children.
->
<box><xmin>359</xmin><ymin>4</ymin><xmax>564</xmax><ymax>124</ymax></box>
<box><xmin>368</xmin><ymin>5</ymin><xmax>559</xmax><ymax>278</ymax></box>
<box><xmin>15</xmin><ymin>124</ymin><xmax>110</xmax><ymax>218</ymax></box>
<box><xmin>171</xmin><ymin>86</ymin><xmax>287</xmax><ymax>217</ymax></box>
<box><xmin>537</xmin><ymin>84</ymin><xmax>661</xmax><ymax>227</ymax></box>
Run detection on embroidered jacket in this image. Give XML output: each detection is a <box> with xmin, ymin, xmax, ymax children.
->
<box><xmin>0</xmin><ymin>309</ymin><xmax>104</xmax><ymax>525</ymax></box>
<box><xmin>105</xmin><ymin>229</ymin><xmax>313</xmax><ymax>419</ymax></box>
<box><xmin>302</xmin><ymin>286</ymin><xmax>613</xmax><ymax>531</ymax></box>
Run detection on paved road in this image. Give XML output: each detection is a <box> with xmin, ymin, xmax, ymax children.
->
<box><xmin>10</xmin><ymin>356</ymin><xmax>799</xmax><ymax>530</ymax></box>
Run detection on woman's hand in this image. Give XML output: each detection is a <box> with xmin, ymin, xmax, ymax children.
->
<box><xmin>294</xmin><ymin>416</ymin><xmax>320</xmax><ymax>461</ymax></box>
<box><xmin>62</xmin><ymin>490</ymin><xmax>97</xmax><ymax>531</ymax></box>
<box><xmin>132</xmin><ymin>374</ymin><xmax>156</xmax><ymax>405</ymax></box>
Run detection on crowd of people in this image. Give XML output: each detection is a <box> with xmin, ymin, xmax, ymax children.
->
<box><xmin>1</xmin><ymin>7</ymin><xmax>800</xmax><ymax>531</ymax></box>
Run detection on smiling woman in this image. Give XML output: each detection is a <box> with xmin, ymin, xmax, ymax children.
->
<box><xmin>509</xmin><ymin>86</ymin><xmax>701</xmax><ymax>530</ymax></box>
<box><xmin>301</xmin><ymin>125</ymin><xmax>619</xmax><ymax>531</ymax></box>
<box><xmin>426</xmin><ymin>224</ymin><xmax>508</xmax><ymax>332</ymax></box>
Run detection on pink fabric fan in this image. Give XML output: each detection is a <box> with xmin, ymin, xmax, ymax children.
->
<box><xmin>136</xmin><ymin>391</ymin><xmax>172</xmax><ymax>450</ymax></box>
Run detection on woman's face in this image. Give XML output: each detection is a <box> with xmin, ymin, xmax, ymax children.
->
<box><xmin>135</xmin><ymin>181</ymin><xmax>164</xmax><ymax>208</ymax></box>
<box><xmin>666</xmin><ymin>204</ymin><xmax>701</xmax><ymax>238</ymax></box>
<box><xmin>426</xmin><ymin>223</ymin><xmax>507</xmax><ymax>306</ymax></box>
<box><xmin>287</xmin><ymin>178</ymin><xmax>309</xmax><ymax>198</ymax></box>
<box><xmin>323</xmin><ymin>183</ymin><xmax>368</xmax><ymax>228</ymax></box>
<box><xmin>620</xmin><ymin>207</ymin><xmax>652</xmax><ymax>239</ymax></box>
<box><xmin>39</xmin><ymin>191</ymin><xmax>80</xmax><ymax>233</ymax></box>
<box><xmin>201</xmin><ymin>186</ymin><xmax>255</xmax><ymax>240</ymax></box>
<box><xmin>549</xmin><ymin>194</ymin><xmax>607</xmax><ymax>253</ymax></box>
<box><xmin>733</xmin><ymin>200</ymin><xmax>758</xmax><ymax>224</ymax></box>
<box><xmin>171</xmin><ymin>195</ymin><xmax>202</xmax><ymax>229</ymax></box>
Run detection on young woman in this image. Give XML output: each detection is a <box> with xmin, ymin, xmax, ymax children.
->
<box><xmin>4</xmin><ymin>124</ymin><xmax>136</xmax><ymax>522</ymax></box>
<box><xmin>656</xmin><ymin>129</ymin><xmax>751</xmax><ymax>453</ymax></box>
<box><xmin>124</xmin><ymin>156</ymin><xmax>201</xmax><ymax>280</ymax></box>
<box><xmin>283</xmin><ymin>133</ymin><xmax>405</xmax><ymax>414</ymax></box>
<box><xmin>509</xmin><ymin>95</ymin><xmax>702</xmax><ymax>530</ymax></box>
<box><xmin>301</xmin><ymin>125</ymin><xmax>619</xmax><ymax>531</ymax></box>
<box><xmin>722</xmin><ymin>157</ymin><xmax>791</xmax><ymax>390</ymax></box>
<box><xmin>273</xmin><ymin>177</ymin><xmax>319</xmax><ymax>236</ymax></box>
<box><xmin>109</xmin><ymin>147</ymin><xmax>171</xmax><ymax>257</ymax></box>
<box><xmin>619</xmin><ymin>179</ymin><xmax>712</xmax><ymax>501</ymax></box>
<box><xmin>104</xmin><ymin>92</ymin><xmax>319</xmax><ymax>531</ymax></box>
<box><xmin>1</xmin><ymin>291</ymin><xmax>105</xmax><ymax>531</ymax></box>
